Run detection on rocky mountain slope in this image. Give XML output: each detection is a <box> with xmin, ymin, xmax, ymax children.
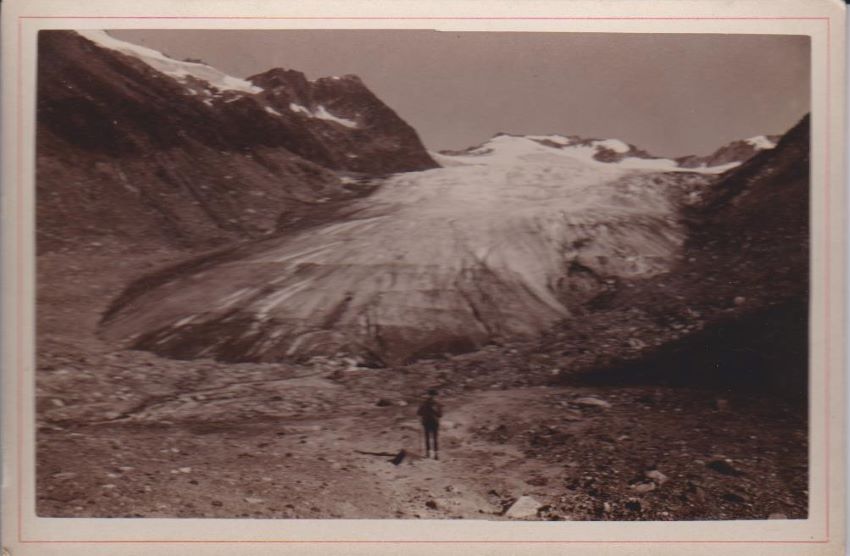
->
<box><xmin>36</xmin><ymin>30</ymin><xmax>435</xmax><ymax>253</ymax></box>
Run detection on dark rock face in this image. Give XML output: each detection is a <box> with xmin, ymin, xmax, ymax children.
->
<box><xmin>36</xmin><ymin>31</ymin><xmax>435</xmax><ymax>252</ymax></box>
<box><xmin>676</xmin><ymin>135</ymin><xmax>780</xmax><ymax>168</ymax></box>
<box><xmin>250</xmin><ymin>69</ymin><xmax>438</xmax><ymax>174</ymax></box>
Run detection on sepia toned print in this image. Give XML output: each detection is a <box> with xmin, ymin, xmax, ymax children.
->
<box><xmin>35</xmin><ymin>29</ymin><xmax>810</xmax><ymax>522</ymax></box>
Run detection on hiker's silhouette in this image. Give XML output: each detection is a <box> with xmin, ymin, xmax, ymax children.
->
<box><xmin>417</xmin><ymin>389</ymin><xmax>443</xmax><ymax>460</ymax></box>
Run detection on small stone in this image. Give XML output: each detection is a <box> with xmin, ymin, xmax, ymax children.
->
<box><xmin>627</xmin><ymin>338</ymin><xmax>646</xmax><ymax>349</ymax></box>
<box><xmin>425</xmin><ymin>500</ymin><xmax>438</xmax><ymax>510</ymax></box>
<box><xmin>505</xmin><ymin>496</ymin><xmax>542</xmax><ymax>519</ymax></box>
<box><xmin>375</xmin><ymin>398</ymin><xmax>393</xmax><ymax>407</ymax></box>
<box><xmin>573</xmin><ymin>397</ymin><xmax>612</xmax><ymax>409</ymax></box>
<box><xmin>722</xmin><ymin>492</ymin><xmax>749</xmax><ymax>503</ymax></box>
<box><xmin>244</xmin><ymin>497</ymin><xmax>264</xmax><ymax>504</ymax></box>
<box><xmin>707</xmin><ymin>458</ymin><xmax>743</xmax><ymax>476</ymax></box>
<box><xmin>645</xmin><ymin>470</ymin><xmax>669</xmax><ymax>484</ymax></box>
<box><xmin>50</xmin><ymin>398</ymin><xmax>65</xmax><ymax>407</ymax></box>
<box><xmin>179</xmin><ymin>467</ymin><xmax>192</xmax><ymax>473</ymax></box>
<box><xmin>768</xmin><ymin>513</ymin><xmax>787</xmax><ymax>520</ymax></box>
<box><xmin>734</xmin><ymin>296</ymin><xmax>747</xmax><ymax>306</ymax></box>
<box><xmin>632</xmin><ymin>482</ymin><xmax>656</xmax><ymax>493</ymax></box>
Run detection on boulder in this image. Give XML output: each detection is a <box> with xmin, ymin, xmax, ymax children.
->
<box><xmin>505</xmin><ymin>495</ymin><xmax>543</xmax><ymax>519</ymax></box>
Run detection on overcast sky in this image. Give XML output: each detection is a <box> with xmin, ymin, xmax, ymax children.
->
<box><xmin>110</xmin><ymin>30</ymin><xmax>809</xmax><ymax>157</ymax></box>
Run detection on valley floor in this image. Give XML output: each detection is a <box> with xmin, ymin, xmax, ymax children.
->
<box><xmin>35</xmin><ymin>245</ymin><xmax>807</xmax><ymax>521</ymax></box>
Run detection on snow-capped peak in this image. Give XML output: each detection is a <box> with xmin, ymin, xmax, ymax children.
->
<box><xmin>76</xmin><ymin>30</ymin><xmax>263</xmax><ymax>95</ymax></box>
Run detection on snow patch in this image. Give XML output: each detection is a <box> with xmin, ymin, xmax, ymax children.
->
<box><xmin>288</xmin><ymin>102</ymin><xmax>358</xmax><ymax>128</ymax></box>
<box><xmin>745</xmin><ymin>135</ymin><xmax>776</xmax><ymax>150</ymax></box>
<box><xmin>594</xmin><ymin>138</ymin><xmax>631</xmax><ymax>154</ymax></box>
<box><xmin>289</xmin><ymin>103</ymin><xmax>312</xmax><ymax>116</ymax></box>
<box><xmin>76</xmin><ymin>30</ymin><xmax>263</xmax><ymax>94</ymax></box>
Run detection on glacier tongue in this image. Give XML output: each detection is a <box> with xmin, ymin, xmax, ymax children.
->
<box><xmin>103</xmin><ymin>142</ymin><xmax>699</xmax><ymax>365</ymax></box>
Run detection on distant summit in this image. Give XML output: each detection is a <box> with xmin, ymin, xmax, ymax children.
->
<box><xmin>435</xmin><ymin>133</ymin><xmax>776</xmax><ymax>174</ymax></box>
<box><xmin>676</xmin><ymin>135</ymin><xmax>779</xmax><ymax>169</ymax></box>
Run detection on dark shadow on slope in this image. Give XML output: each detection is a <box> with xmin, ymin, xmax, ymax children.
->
<box><xmin>572</xmin><ymin>298</ymin><xmax>808</xmax><ymax>402</ymax></box>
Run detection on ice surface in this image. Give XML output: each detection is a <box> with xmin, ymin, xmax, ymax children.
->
<box><xmin>107</xmin><ymin>132</ymin><xmax>708</xmax><ymax>364</ymax></box>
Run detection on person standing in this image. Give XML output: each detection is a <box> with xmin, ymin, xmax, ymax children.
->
<box><xmin>417</xmin><ymin>389</ymin><xmax>443</xmax><ymax>460</ymax></box>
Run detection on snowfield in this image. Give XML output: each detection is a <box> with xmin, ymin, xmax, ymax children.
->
<box><xmin>435</xmin><ymin>135</ymin><xmax>742</xmax><ymax>174</ymax></box>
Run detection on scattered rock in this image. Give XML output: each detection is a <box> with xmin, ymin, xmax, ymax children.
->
<box><xmin>505</xmin><ymin>495</ymin><xmax>542</xmax><ymax>519</ymax></box>
<box><xmin>645</xmin><ymin>470</ymin><xmax>669</xmax><ymax>484</ymax></box>
<box><xmin>768</xmin><ymin>513</ymin><xmax>787</xmax><ymax>520</ymax></box>
<box><xmin>425</xmin><ymin>500</ymin><xmax>438</xmax><ymax>510</ymax></box>
<box><xmin>211</xmin><ymin>500</ymin><xmax>223</xmax><ymax>507</ymax></box>
<box><xmin>734</xmin><ymin>296</ymin><xmax>747</xmax><ymax>306</ymax></box>
<box><xmin>722</xmin><ymin>492</ymin><xmax>749</xmax><ymax>504</ymax></box>
<box><xmin>375</xmin><ymin>398</ymin><xmax>393</xmax><ymax>407</ymax></box>
<box><xmin>632</xmin><ymin>482</ymin><xmax>656</xmax><ymax>493</ymax></box>
<box><xmin>627</xmin><ymin>338</ymin><xmax>646</xmax><ymax>349</ymax></box>
<box><xmin>244</xmin><ymin>497</ymin><xmax>265</xmax><ymax>504</ymax></box>
<box><xmin>707</xmin><ymin>458</ymin><xmax>743</xmax><ymax>476</ymax></box>
<box><xmin>573</xmin><ymin>397</ymin><xmax>612</xmax><ymax>409</ymax></box>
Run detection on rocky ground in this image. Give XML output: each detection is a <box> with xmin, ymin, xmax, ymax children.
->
<box><xmin>35</xmin><ymin>243</ymin><xmax>807</xmax><ymax>521</ymax></box>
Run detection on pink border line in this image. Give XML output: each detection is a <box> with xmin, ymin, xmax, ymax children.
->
<box><xmin>17</xmin><ymin>15</ymin><xmax>833</xmax><ymax>546</ymax></box>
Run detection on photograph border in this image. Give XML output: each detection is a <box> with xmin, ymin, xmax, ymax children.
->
<box><xmin>2</xmin><ymin>1</ymin><xmax>845</xmax><ymax>554</ymax></box>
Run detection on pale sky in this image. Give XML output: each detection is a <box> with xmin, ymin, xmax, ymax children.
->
<box><xmin>110</xmin><ymin>30</ymin><xmax>810</xmax><ymax>157</ymax></box>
